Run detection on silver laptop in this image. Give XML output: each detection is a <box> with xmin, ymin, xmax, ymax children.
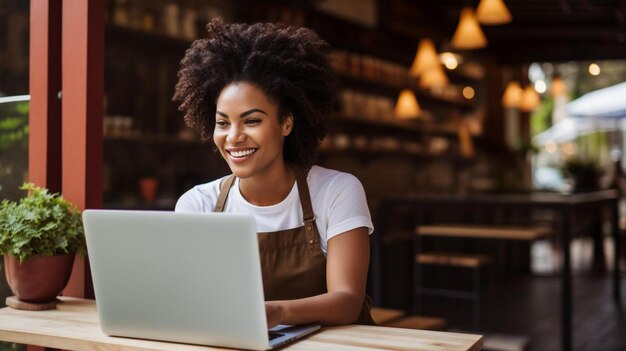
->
<box><xmin>83</xmin><ymin>210</ymin><xmax>320</xmax><ymax>350</ymax></box>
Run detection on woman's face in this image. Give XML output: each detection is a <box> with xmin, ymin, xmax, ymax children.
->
<box><xmin>214</xmin><ymin>82</ymin><xmax>292</xmax><ymax>179</ymax></box>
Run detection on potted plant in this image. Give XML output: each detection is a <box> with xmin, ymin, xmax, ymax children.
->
<box><xmin>138</xmin><ymin>168</ymin><xmax>160</xmax><ymax>204</ymax></box>
<box><xmin>560</xmin><ymin>157</ymin><xmax>604</xmax><ymax>192</ymax></box>
<box><xmin>0</xmin><ymin>182</ymin><xmax>85</xmax><ymax>305</ymax></box>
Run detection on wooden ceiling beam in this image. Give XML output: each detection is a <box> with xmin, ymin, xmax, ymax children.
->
<box><xmin>484</xmin><ymin>25</ymin><xmax>625</xmax><ymax>41</ymax></box>
<box><xmin>490</xmin><ymin>41</ymin><xmax>626</xmax><ymax>63</ymax></box>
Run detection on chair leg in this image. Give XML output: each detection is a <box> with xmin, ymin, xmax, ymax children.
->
<box><xmin>413</xmin><ymin>236</ymin><xmax>422</xmax><ymax>315</ymax></box>
<box><xmin>473</xmin><ymin>265</ymin><xmax>481</xmax><ymax>330</ymax></box>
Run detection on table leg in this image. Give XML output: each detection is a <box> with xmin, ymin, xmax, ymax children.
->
<box><xmin>371</xmin><ymin>202</ymin><xmax>388</xmax><ymax>307</ymax></box>
<box><xmin>591</xmin><ymin>210</ymin><xmax>606</xmax><ymax>273</ymax></box>
<box><xmin>611</xmin><ymin>199</ymin><xmax>622</xmax><ymax>303</ymax></box>
<box><xmin>561</xmin><ymin>208</ymin><xmax>572</xmax><ymax>351</ymax></box>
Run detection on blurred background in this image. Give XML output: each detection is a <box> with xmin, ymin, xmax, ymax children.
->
<box><xmin>2</xmin><ymin>1</ymin><xmax>626</xmax><ymax>350</ymax></box>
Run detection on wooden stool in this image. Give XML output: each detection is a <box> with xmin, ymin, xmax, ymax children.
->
<box><xmin>414</xmin><ymin>252</ymin><xmax>490</xmax><ymax>330</ymax></box>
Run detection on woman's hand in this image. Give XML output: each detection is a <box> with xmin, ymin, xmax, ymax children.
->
<box><xmin>265</xmin><ymin>301</ymin><xmax>285</xmax><ymax>328</ymax></box>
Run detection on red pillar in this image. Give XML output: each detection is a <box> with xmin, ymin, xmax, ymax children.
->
<box><xmin>61</xmin><ymin>0</ymin><xmax>104</xmax><ymax>299</ymax></box>
<box><xmin>28</xmin><ymin>0</ymin><xmax>61</xmax><ymax>193</ymax></box>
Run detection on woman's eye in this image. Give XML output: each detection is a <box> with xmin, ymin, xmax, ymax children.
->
<box><xmin>245</xmin><ymin>119</ymin><xmax>261</xmax><ymax>125</ymax></box>
<box><xmin>216</xmin><ymin>120</ymin><xmax>229</xmax><ymax>127</ymax></box>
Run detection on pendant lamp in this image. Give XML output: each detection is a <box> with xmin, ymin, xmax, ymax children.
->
<box><xmin>395</xmin><ymin>89</ymin><xmax>421</xmax><ymax>119</ymax></box>
<box><xmin>476</xmin><ymin>0</ymin><xmax>512</xmax><ymax>25</ymax></box>
<box><xmin>451</xmin><ymin>7</ymin><xmax>487</xmax><ymax>49</ymax></box>
<box><xmin>502</xmin><ymin>81</ymin><xmax>523</xmax><ymax>108</ymax></box>
<box><xmin>419</xmin><ymin>66</ymin><xmax>449</xmax><ymax>89</ymax></box>
<box><xmin>409</xmin><ymin>39</ymin><xmax>440</xmax><ymax>77</ymax></box>
<box><xmin>520</xmin><ymin>85</ymin><xmax>540</xmax><ymax>112</ymax></box>
<box><xmin>550</xmin><ymin>76</ymin><xmax>568</xmax><ymax>97</ymax></box>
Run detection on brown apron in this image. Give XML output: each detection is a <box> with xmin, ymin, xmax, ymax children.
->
<box><xmin>214</xmin><ymin>167</ymin><xmax>374</xmax><ymax>325</ymax></box>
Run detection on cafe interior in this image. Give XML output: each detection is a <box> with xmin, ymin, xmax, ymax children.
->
<box><xmin>1</xmin><ymin>0</ymin><xmax>626</xmax><ymax>350</ymax></box>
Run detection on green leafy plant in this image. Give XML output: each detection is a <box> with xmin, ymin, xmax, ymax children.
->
<box><xmin>0</xmin><ymin>100</ymin><xmax>29</xmax><ymax>152</ymax></box>
<box><xmin>0</xmin><ymin>183</ymin><xmax>85</xmax><ymax>263</ymax></box>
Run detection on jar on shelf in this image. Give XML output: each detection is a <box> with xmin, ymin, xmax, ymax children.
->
<box><xmin>349</xmin><ymin>54</ymin><xmax>362</xmax><ymax>78</ymax></box>
<box><xmin>181</xmin><ymin>8</ymin><xmax>197</xmax><ymax>41</ymax></box>
<box><xmin>163</xmin><ymin>3</ymin><xmax>180</xmax><ymax>37</ymax></box>
<box><xmin>112</xmin><ymin>0</ymin><xmax>130</xmax><ymax>27</ymax></box>
<box><xmin>339</xmin><ymin>89</ymin><xmax>355</xmax><ymax>116</ymax></box>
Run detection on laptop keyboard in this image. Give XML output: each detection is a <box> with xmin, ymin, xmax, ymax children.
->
<box><xmin>269</xmin><ymin>332</ymin><xmax>284</xmax><ymax>340</ymax></box>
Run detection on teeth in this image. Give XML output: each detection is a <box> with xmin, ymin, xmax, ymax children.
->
<box><xmin>230</xmin><ymin>149</ymin><xmax>256</xmax><ymax>158</ymax></box>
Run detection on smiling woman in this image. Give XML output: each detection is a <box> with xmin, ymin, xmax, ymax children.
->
<box><xmin>172</xmin><ymin>18</ymin><xmax>374</xmax><ymax>328</ymax></box>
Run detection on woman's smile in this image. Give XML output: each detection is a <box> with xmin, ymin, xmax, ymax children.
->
<box><xmin>226</xmin><ymin>148</ymin><xmax>258</xmax><ymax>162</ymax></box>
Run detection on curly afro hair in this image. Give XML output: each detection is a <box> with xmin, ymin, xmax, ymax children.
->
<box><xmin>173</xmin><ymin>18</ymin><xmax>336</xmax><ymax>172</ymax></box>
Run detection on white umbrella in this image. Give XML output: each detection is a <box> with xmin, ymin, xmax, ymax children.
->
<box><xmin>533</xmin><ymin>81</ymin><xmax>626</xmax><ymax>146</ymax></box>
<box><xmin>566</xmin><ymin>81</ymin><xmax>626</xmax><ymax>118</ymax></box>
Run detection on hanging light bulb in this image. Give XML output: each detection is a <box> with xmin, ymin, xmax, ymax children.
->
<box><xmin>394</xmin><ymin>89</ymin><xmax>421</xmax><ymax>119</ymax></box>
<box><xmin>520</xmin><ymin>84</ymin><xmax>541</xmax><ymax>112</ymax></box>
<box><xmin>451</xmin><ymin>7</ymin><xmax>487</xmax><ymax>49</ymax></box>
<box><xmin>476</xmin><ymin>0</ymin><xmax>512</xmax><ymax>25</ymax></box>
<box><xmin>440</xmin><ymin>52</ymin><xmax>460</xmax><ymax>70</ymax></box>
<box><xmin>409</xmin><ymin>39</ymin><xmax>440</xmax><ymax>77</ymax></box>
<box><xmin>534</xmin><ymin>80</ymin><xmax>547</xmax><ymax>94</ymax></box>
<box><xmin>462</xmin><ymin>86</ymin><xmax>475</xmax><ymax>99</ymax></box>
<box><xmin>502</xmin><ymin>81</ymin><xmax>523</xmax><ymax>108</ymax></box>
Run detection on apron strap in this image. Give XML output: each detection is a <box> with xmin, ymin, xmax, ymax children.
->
<box><xmin>214</xmin><ymin>174</ymin><xmax>236</xmax><ymax>212</ymax></box>
<box><xmin>293</xmin><ymin>167</ymin><xmax>319</xmax><ymax>244</ymax></box>
<box><xmin>294</xmin><ymin>167</ymin><xmax>315</xmax><ymax>223</ymax></box>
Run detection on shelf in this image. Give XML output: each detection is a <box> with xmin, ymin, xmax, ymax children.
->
<box><xmin>104</xmin><ymin>134</ymin><xmax>202</xmax><ymax>146</ymax></box>
<box><xmin>333</xmin><ymin>114</ymin><xmax>459</xmax><ymax>138</ymax></box>
<box><xmin>337</xmin><ymin>73</ymin><xmax>476</xmax><ymax>111</ymax></box>
<box><xmin>318</xmin><ymin>148</ymin><xmax>477</xmax><ymax>164</ymax></box>
<box><xmin>103</xmin><ymin>200</ymin><xmax>177</xmax><ymax>211</ymax></box>
<box><xmin>446</xmin><ymin>69</ymin><xmax>483</xmax><ymax>84</ymax></box>
<box><xmin>320</xmin><ymin>148</ymin><xmax>436</xmax><ymax>160</ymax></box>
<box><xmin>106</xmin><ymin>24</ymin><xmax>191</xmax><ymax>51</ymax></box>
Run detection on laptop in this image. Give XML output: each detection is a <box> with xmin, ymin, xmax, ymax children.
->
<box><xmin>83</xmin><ymin>210</ymin><xmax>320</xmax><ymax>350</ymax></box>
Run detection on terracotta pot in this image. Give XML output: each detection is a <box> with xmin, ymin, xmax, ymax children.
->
<box><xmin>4</xmin><ymin>254</ymin><xmax>75</xmax><ymax>303</ymax></box>
<box><xmin>138</xmin><ymin>177</ymin><xmax>159</xmax><ymax>204</ymax></box>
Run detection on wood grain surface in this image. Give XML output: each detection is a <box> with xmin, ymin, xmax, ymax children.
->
<box><xmin>0</xmin><ymin>297</ymin><xmax>482</xmax><ymax>351</ymax></box>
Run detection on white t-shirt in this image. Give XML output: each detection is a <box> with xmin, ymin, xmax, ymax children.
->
<box><xmin>175</xmin><ymin>165</ymin><xmax>374</xmax><ymax>254</ymax></box>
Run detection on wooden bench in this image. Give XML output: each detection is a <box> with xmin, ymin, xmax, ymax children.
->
<box><xmin>370</xmin><ymin>307</ymin><xmax>406</xmax><ymax>325</ymax></box>
<box><xmin>417</xmin><ymin>224</ymin><xmax>554</xmax><ymax>275</ymax></box>
<box><xmin>413</xmin><ymin>224</ymin><xmax>553</xmax><ymax>329</ymax></box>
<box><xmin>417</xmin><ymin>252</ymin><xmax>491</xmax><ymax>268</ymax></box>
<box><xmin>370</xmin><ymin>307</ymin><xmax>446</xmax><ymax>330</ymax></box>
<box><xmin>384</xmin><ymin>315</ymin><xmax>447</xmax><ymax>330</ymax></box>
<box><xmin>416</xmin><ymin>224</ymin><xmax>552</xmax><ymax>241</ymax></box>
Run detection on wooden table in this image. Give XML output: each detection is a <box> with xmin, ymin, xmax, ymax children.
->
<box><xmin>372</xmin><ymin>190</ymin><xmax>622</xmax><ymax>351</ymax></box>
<box><xmin>0</xmin><ymin>298</ymin><xmax>483</xmax><ymax>351</ymax></box>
